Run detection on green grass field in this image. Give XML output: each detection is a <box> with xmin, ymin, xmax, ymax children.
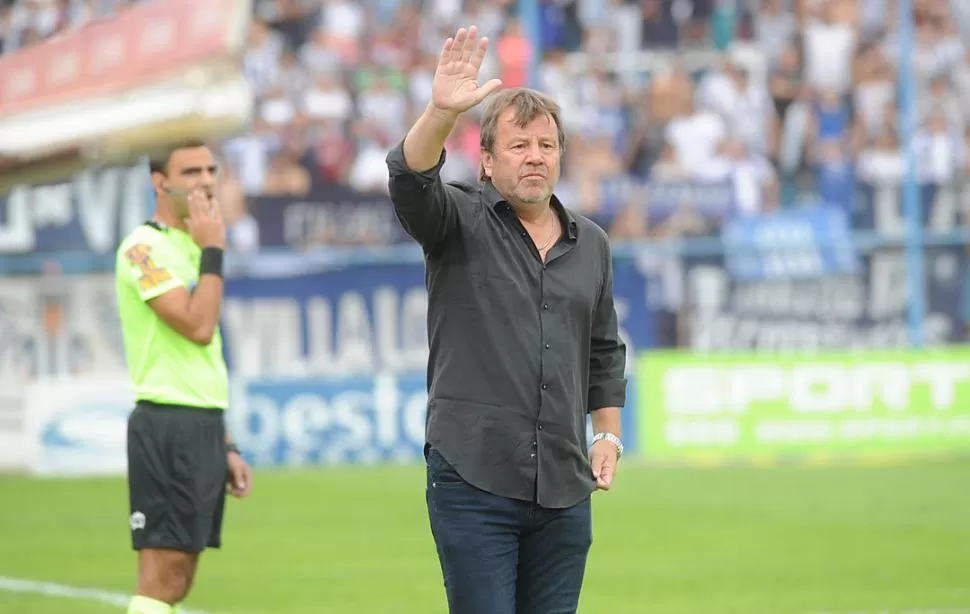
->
<box><xmin>1</xmin><ymin>458</ymin><xmax>969</xmax><ymax>614</ymax></box>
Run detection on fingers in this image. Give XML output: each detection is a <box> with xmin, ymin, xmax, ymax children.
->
<box><xmin>597</xmin><ymin>463</ymin><xmax>614</xmax><ymax>490</ymax></box>
<box><xmin>445</xmin><ymin>26</ymin><xmax>485</xmax><ymax>65</ymax></box>
<box><xmin>187</xmin><ymin>189</ymin><xmax>219</xmax><ymax>221</ymax></box>
<box><xmin>474</xmin><ymin>78</ymin><xmax>504</xmax><ymax>105</ymax></box>
<box><xmin>230</xmin><ymin>466</ymin><xmax>252</xmax><ymax>497</ymax></box>
<box><xmin>459</xmin><ymin>25</ymin><xmax>477</xmax><ymax>64</ymax></box>
<box><xmin>209</xmin><ymin>197</ymin><xmax>222</xmax><ymax>221</ymax></box>
<box><xmin>590</xmin><ymin>450</ymin><xmax>605</xmax><ymax>480</ymax></box>
<box><xmin>439</xmin><ymin>36</ymin><xmax>454</xmax><ymax>65</ymax></box>
<box><xmin>240</xmin><ymin>465</ymin><xmax>253</xmax><ymax>496</ymax></box>
<box><xmin>470</xmin><ymin>35</ymin><xmax>489</xmax><ymax>70</ymax></box>
<box><xmin>187</xmin><ymin>190</ymin><xmax>205</xmax><ymax>219</ymax></box>
<box><xmin>590</xmin><ymin>442</ymin><xmax>617</xmax><ymax>491</ymax></box>
<box><xmin>187</xmin><ymin>190</ymin><xmax>210</xmax><ymax>218</ymax></box>
<box><xmin>451</xmin><ymin>27</ymin><xmax>467</xmax><ymax>64</ymax></box>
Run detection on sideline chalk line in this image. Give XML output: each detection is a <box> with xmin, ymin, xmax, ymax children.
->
<box><xmin>3</xmin><ymin>575</ymin><xmax>965</xmax><ymax>614</ymax></box>
<box><xmin>0</xmin><ymin>575</ymin><xmax>211</xmax><ymax>613</ymax></box>
<box><xmin>811</xmin><ymin>610</ymin><xmax>970</xmax><ymax>614</ymax></box>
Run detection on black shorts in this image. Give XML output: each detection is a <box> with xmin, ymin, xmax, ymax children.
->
<box><xmin>126</xmin><ymin>400</ymin><xmax>228</xmax><ymax>553</ymax></box>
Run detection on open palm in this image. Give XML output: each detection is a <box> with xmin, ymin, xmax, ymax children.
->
<box><xmin>431</xmin><ymin>26</ymin><xmax>503</xmax><ymax>114</ymax></box>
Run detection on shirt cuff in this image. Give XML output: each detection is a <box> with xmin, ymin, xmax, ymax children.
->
<box><xmin>588</xmin><ymin>380</ymin><xmax>627</xmax><ymax>412</ymax></box>
<box><xmin>385</xmin><ymin>139</ymin><xmax>448</xmax><ymax>187</ymax></box>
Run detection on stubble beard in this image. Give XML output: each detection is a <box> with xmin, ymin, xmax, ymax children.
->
<box><xmin>514</xmin><ymin>181</ymin><xmax>551</xmax><ymax>205</ymax></box>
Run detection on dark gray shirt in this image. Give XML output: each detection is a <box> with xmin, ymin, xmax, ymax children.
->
<box><xmin>386</xmin><ymin>141</ymin><xmax>627</xmax><ymax>509</ymax></box>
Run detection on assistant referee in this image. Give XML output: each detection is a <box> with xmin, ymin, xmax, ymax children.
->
<box><xmin>115</xmin><ymin>141</ymin><xmax>253</xmax><ymax>614</ymax></box>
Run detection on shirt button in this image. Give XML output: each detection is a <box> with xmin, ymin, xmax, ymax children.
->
<box><xmin>537</xmin><ymin>424</ymin><xmax>544</xmax><ymax>431</ymax></box>
<box><xmin>543</xmin><ymin>304</ymin><xmax>549</xmax><ymax>310</ymax></box>
<box><xmin>544</xmin><ymin>343</ymin><xmax>550</xmax><ymax>349</ymax></box>
<box><xmin>541</xmin><ymin>384</ymin><xmax>548</xmax><ymax>390</ymax></box>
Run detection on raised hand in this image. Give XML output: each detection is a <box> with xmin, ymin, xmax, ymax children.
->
<box><xmin>186</xmin><ymin>189</ymin><xmax>225</xmax><ymax>249</ymax></box>
<box><xmin>431</xmin><ymin>26</ymin><xmax>503</xmax><ymax>115</ymax></box>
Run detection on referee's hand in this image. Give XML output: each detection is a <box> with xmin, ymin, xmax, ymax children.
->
<box><xmin>227</xmin><ymin>450</ymin><xmax>253</xmax><ymax>498</ymax></box>
<box><xmin>186</xmin><ymin>189</ymin><xmax>226</xmax><ymax>249</ymax></box>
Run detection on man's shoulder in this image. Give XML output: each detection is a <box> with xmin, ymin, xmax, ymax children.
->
<box><xmin>439</xmin><ymin>180</ymin><xmax>488</xmax><ymax>215</ymax></box>
<box><xmin>115</xmin><ymin>223</ymin><xmax>170</xmax><ymax>270</ymax></box>
<box><xmin>568</xmin><ymin>210</ymin><xmax>611</xmax><ymax>247</ymax></box>
<box><xmin>444</xmin><ymin>180</ymin><xmax>481</xmax><ymax>197</ymax></box>
<box><xmin>118</xmin><ymin>223</ymin><xmax>163</xmax><ymax>253</ymax></box>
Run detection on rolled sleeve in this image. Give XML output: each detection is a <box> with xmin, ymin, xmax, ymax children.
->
<box><xmin>386</xmin><ymin>140</ymin><xmax>458</xmax><ymax>250</ymax></box>
<box><xmin>587</xmin><ymin>241</ymin><xmax>627</xmax><ymax>411</ymax></box>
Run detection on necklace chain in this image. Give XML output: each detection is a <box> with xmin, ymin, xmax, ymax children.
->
<box><xmin>532</xmin><ymin>209</ymin><xmax>558</xmax><ymax>252</ymax></box>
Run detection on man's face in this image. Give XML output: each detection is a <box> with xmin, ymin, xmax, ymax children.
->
<box><xmin>481</xmin><ymin>108</ymin><xmax>561</xmax><ymax>209</ymax></box>
<box><xmin>153</xmin><ymin>146</ymin><xmax>218</xmax><ymax>218</ymax></box>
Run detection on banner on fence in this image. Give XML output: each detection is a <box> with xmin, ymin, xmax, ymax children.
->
<box><xmin>0</xmin><ymin>164</ymin><xmax>150</xmax><ymax>254</ymax></box>
<box><xmin>221</xmin><ymin>257</ymin><xmax>658</xmax><ymax>378</ymax></box>
<box><xmin>721</xmin><ymin>205</ymin><xmax>859</xmax><ymax>281</ymax></box>
<box><xmin>23</xmin><ymin>375</ymin><xmax>133</xmax><ymax>475</ymax></box>
<box><xmin>227</xmin><ymin>374</ymin><xmax>639</xmax><ymax>467</ymax></box>
<box><xmin>248</xmin><ymin>184</ymin><xmax>408</xmax><ymax>248</ymax></box>
<box><xmin>227</xmin><ymin>373</ymin><xmax>428</xmax><ymax>466</ymax></box>
<box><xmin>636</xmin><ymin>349</ymin><xmax>970</xmax><ymax>462</ymax></box>
<box><xmin>0</xmin><ymin>273</ymin><xmax>125</xmax><ymax>383</ymax></box>
<box><xmin>674</xmin><ymin>246</ymin><xmax>967</xmax><ymax>350</ymax></box>
<box><xmin>0</xmin><ymin>389</ymin><xmax>26</xmax><ymax>470</ymax></box>
<box><xmin>599</xmin><ymin>177</ymin><xmax>737</xmax><ymax>226</ymax></box>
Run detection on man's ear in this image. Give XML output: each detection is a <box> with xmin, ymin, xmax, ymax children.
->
<box><xmin>151</xmin><ymin>171</ymin><xmax>166</xmax><ymax>195</ymax></box>
<box><xmin>481</xmin><ymin>151</ymin><xmax>493</xmax><ymax>178</ymax></box>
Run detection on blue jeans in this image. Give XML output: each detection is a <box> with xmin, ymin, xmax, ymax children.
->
<box><xmin>425</xmin><ymin>447</ymin><xmax>593</xmax><ymax>614</ymax></box>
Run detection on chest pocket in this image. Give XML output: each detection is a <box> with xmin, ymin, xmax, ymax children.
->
<box><xmin>430</xmin><ymin>212</ymin><xmax>513</xmax><ymax>307</ymax></box>
<box><xmin>543</xmin><ymin>249</ymin><xmax>601</xmax><ymax>329</ymax></box>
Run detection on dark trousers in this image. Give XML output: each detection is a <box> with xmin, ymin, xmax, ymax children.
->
<box><xmin>425</xmin><ymin>447</ymin><xmax>593</xmax><ymax>614</ymax></box>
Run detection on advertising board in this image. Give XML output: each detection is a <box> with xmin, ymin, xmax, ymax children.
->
<box><xmin>637</xmin><ymin>349</ymin><xmax>970</xmax><ymax>462</ymax></box>
<box><xmin>23</xmin><ymin>376</ymin><xmax>133</xmax><ymax>476</ymax></box>
<box><xmin>227</xmin><ymin>374</ymin><xmax>639</xmax><ymax>467</ymax></box>
<box><xmin>0</xmin><ymin>390</ymin><xmax>25</xmax><ymax>471</ymax></box>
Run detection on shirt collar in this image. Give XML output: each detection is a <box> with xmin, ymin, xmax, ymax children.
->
<box><xmin>145</xmin><ymin>220</ymin><xmax>196</xmax><ymax>249</ymax></box>
<box><xmin>482</xmin><ymin>181</ymin><xmax>578</xmax><ymax>241</ymax></box>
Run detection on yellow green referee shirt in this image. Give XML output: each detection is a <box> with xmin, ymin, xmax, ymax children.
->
<box><xmin>115</xmin><ymin>222</ymin><xmax>229</xmax><ymax>410</ymax></box>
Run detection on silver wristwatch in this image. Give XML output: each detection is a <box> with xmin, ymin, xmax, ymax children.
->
<box><xmin>591</xmin><ymin>432</ymin><xmax>624</xmax><ymax>458</ymax></box>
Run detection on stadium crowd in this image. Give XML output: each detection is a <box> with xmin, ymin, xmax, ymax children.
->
<box><xmin>2</xmin><ymin>0</ymin><xmax>969</xmax><ymax>247</ymax></box>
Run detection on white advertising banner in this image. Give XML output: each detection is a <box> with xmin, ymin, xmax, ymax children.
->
<box><xmin>0</xmin><ymin>273</ymin><xmax>129</xmax><ymax>474</ymax></box>
<box><xmin>23</xmin><ymin>375</ymin><xmax>133</xmax><ymax>476</ymax></box>
<box><xmin>0</xmin><ymin>390</ymin><xmax>26</xmax><ymax>471</ymax></box>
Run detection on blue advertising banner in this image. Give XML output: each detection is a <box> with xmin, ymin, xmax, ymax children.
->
<box><xmin>221</xmin><ymin>255</ymin><xmax>657</xmax><ymax>464</ymax></box>
<box><xmin>721</xmin><ymin>205</ymin><xmax>859</xmax><ymax>281</ymax></box>
<box><xmin>226</xmin><ymin>374</ymin><xmax>640</xmax><ymax>466</ymax></box>
<box><xmin>598</xmin><ymin>177</ymin><xmax>737</xmax><ymax>226</ymax></box>
<box><xmin>227</xmin><ymin>373</ymin><xmax>430</xmax><ymax>466</ymax></box>
<box><xmin>0</xmin><ymin>164</ymin><xmax>151</xmax><ymax>255</ymax></box>
<box><xmin>248</xmin><ymin>184</ymin><xmax>408</xmax><ymax>248</ymax></box>
<box><xmin>674</xmin><ymin>245</ymin><xmax>967</xmax><ymax>350</ymax></box>
<box><xmin>850</xmin><ymin>181</ymin><xmax>970</xmax><ymax>232</ymax></box>
<box><xmin>221</xmin><ymin>255</ymin><xmax>661</xmax><ymax>380</ymax></box>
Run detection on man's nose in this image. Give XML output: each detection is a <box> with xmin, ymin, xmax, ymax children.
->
<box><xmin>525</xmin><ymin>143</ymin><xmax>544</xmax><ymax>162</ymax></box>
